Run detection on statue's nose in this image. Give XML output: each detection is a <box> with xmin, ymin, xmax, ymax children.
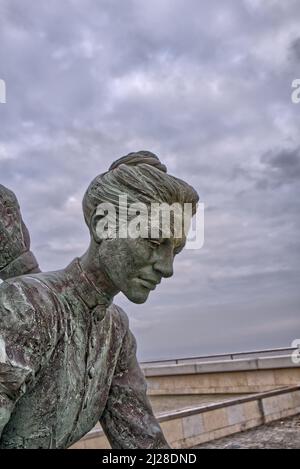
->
<box><xmin>154</xmin><ymin>255</ymin><xmax>174</xmax><ymax>278</ymax></box>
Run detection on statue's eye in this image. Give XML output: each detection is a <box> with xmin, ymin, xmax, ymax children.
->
<box><xmin>149</xmin><ymin>239</ymin><xmax>161</xmax><ymax>248</ymax></box>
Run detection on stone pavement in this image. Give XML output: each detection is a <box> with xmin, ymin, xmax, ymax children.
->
<box><xmin>196</xmin><ymin>414</ymin><xmax>300</xmax><ymax>449</ymax></box>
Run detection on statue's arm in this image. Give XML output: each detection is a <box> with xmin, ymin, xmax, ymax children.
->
<box><xmin>99</xmin><ymin>325</ymin><xmax>170</xmax><ymax>449</ymax></box>
<box><xmin>0</xmin><ymin>360</ymin><xmax>32</xmax><ymax>436</ymax></box>
<box><xmin>0</xmin><ymin>279</ymin><xmax>55</xmax><ymax>437</ymax></box>
<box><xmin>0</xmin><ymin>289</ymin><xmax>34</xmax><ymax>436</ymax></box>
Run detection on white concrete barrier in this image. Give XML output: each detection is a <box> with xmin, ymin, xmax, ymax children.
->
<box><xmin>71</xmin><ymin>385</ymin><xmax>300</xmax><ymax>449</ymax></box>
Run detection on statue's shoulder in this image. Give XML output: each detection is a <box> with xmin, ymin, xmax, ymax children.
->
<box><xmin>1</xmin><ymin>273</ymin><xmax>49</xmax><ymax>304</ymax></box>
<box><xmin>0</xmin><ymin>273</ymin><xmax>59</xmax><ymax>333</ymax></box>
<box><xmin>0</xmin><ymin>274</ymin><xmax>60</xmax><ymax>372</ymax></box>
<box><xmin>0</xmin><ymin>277</ymin><xmax>35</xmax><ymax>324</ymax></box>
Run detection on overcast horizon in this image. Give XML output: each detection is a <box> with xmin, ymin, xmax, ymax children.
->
<box><xmin>0</xmin><ymin>0</ymin><xmax>299</xmax><ymax>361</ymax></box>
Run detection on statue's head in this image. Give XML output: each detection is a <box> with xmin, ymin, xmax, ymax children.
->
<box><xmin>0</xmin><ymin>185</ymin><xmax>39</xmax><ymax>280</ymax></box>
<box><xmin>82</xmin><ymin>151</ymin><xmax>199</xmax><ymax>304</ymax></box>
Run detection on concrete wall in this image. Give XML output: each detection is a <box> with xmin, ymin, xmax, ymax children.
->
<box><xmin>71</xmin><ymin>354</ymin><xmax>300</xmax><ymax>448</ymax></box>
<box><xmin>150</xmin><ymin>394</ymin><xmax>240</xmax><ymax>414</ymax></box>
<box><xmin>71</xmin><ymin>386</ymin><xmax>300</xmax><ymax>449</ymax></box>
<box><xmin>144</xmin><ymin>356</ymin><xmax>300</xmax><ymax>395</ymax></box>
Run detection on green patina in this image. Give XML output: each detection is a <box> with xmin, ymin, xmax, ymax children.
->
<box><xmin>0</xmin><ymin>151</ymin><xmax>198</xmax><ymax>449</ymax></box>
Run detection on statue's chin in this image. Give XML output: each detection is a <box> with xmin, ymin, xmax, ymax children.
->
<box><xmin>125</xmin><ymin>289</ymin><xmax>150</xmax><ymax>304</ymax></box>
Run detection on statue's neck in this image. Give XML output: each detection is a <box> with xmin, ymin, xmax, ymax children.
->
<box><xmin>79</xmin><ymin>249</ymin><xmax>119</xmax><ymax>303</ymax></box>
<box><xmin>63</xmin><ymin>257</ymin><xmax>115</xmax><ymax>310</ymax></box>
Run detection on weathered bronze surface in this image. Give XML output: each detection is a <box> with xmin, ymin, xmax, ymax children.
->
<box><xmin>0</xmin><ymin>185</ymin><xmax>40</xmax><ymax>279</ymax></box>
<box><xmin>0</xmin><ymin>152</ymin><xmax>198</xmax><ymax>448</ymax></box>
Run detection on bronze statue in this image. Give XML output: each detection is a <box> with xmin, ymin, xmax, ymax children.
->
<box><xmin>0</xmin><ymin>152</ymin><xmax>198</xmax><ymax>449</ymax></box>
<box><xmin>0</xmin><ymin>184</ymin><xmax>40</xmax><ymax>280</ymax></box>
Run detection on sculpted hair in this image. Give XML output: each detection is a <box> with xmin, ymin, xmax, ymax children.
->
<box><xmin>82</xmin><ymin>151</ymin><xmax>199</xmax><ymax>229</ymax></box>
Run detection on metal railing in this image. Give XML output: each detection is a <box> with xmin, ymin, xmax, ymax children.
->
<box><xmin>140</xmin><ymin>346</ymin><xmax>297</xmax><ymax>367</ymax></box>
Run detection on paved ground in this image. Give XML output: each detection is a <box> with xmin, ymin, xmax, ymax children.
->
<box><xmin>196</xmin><ymin>414</ymin><xmax>300</xmax><ymax>449</ymax></box>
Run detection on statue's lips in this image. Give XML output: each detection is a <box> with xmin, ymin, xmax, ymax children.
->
<box><xmin>137</xmin><ymin>277</ymin><xmax>160</xmax><ymax>291</ymax></box>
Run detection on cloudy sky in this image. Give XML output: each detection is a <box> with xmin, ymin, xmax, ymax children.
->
<box><xmin>0</xmin><ymin>0</ymin><xmax>299</xmax><ymax>361</ymax></box>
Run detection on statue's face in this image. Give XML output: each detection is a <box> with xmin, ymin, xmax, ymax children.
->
<box><xmin>97</xmin><ymin>236</ymin><xmax>186</xmax><ymax>304</ymax></box>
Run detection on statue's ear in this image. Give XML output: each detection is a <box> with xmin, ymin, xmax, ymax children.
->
<box><xmin>91</xmin><ymin>203</ymin><xmax>117</xmax><ymax>243</ymax></box>
<box><xmin>90</xmin><ymin>213</ymin><xmax>104</xmax><ymax>244</ymax></box>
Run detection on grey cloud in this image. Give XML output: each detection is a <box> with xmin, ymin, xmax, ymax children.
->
<box><xmin>290</xmin><ymin>36</ymin><xmax>300</xmax><ymax>61</ymax></box>
<box><xmin>0</xmin><ymin>0</ymin><xmax>299</xmax><ymax>359</ymax></box>
<box><xmin>262</xmin><ymin>146</ymin><xmax>300</xmax><ymax>173</ymax></box>
<box><xmin>258</xmin><ymin>146</ymin><xmax>300</xmax><ymax>188</ymax></box>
